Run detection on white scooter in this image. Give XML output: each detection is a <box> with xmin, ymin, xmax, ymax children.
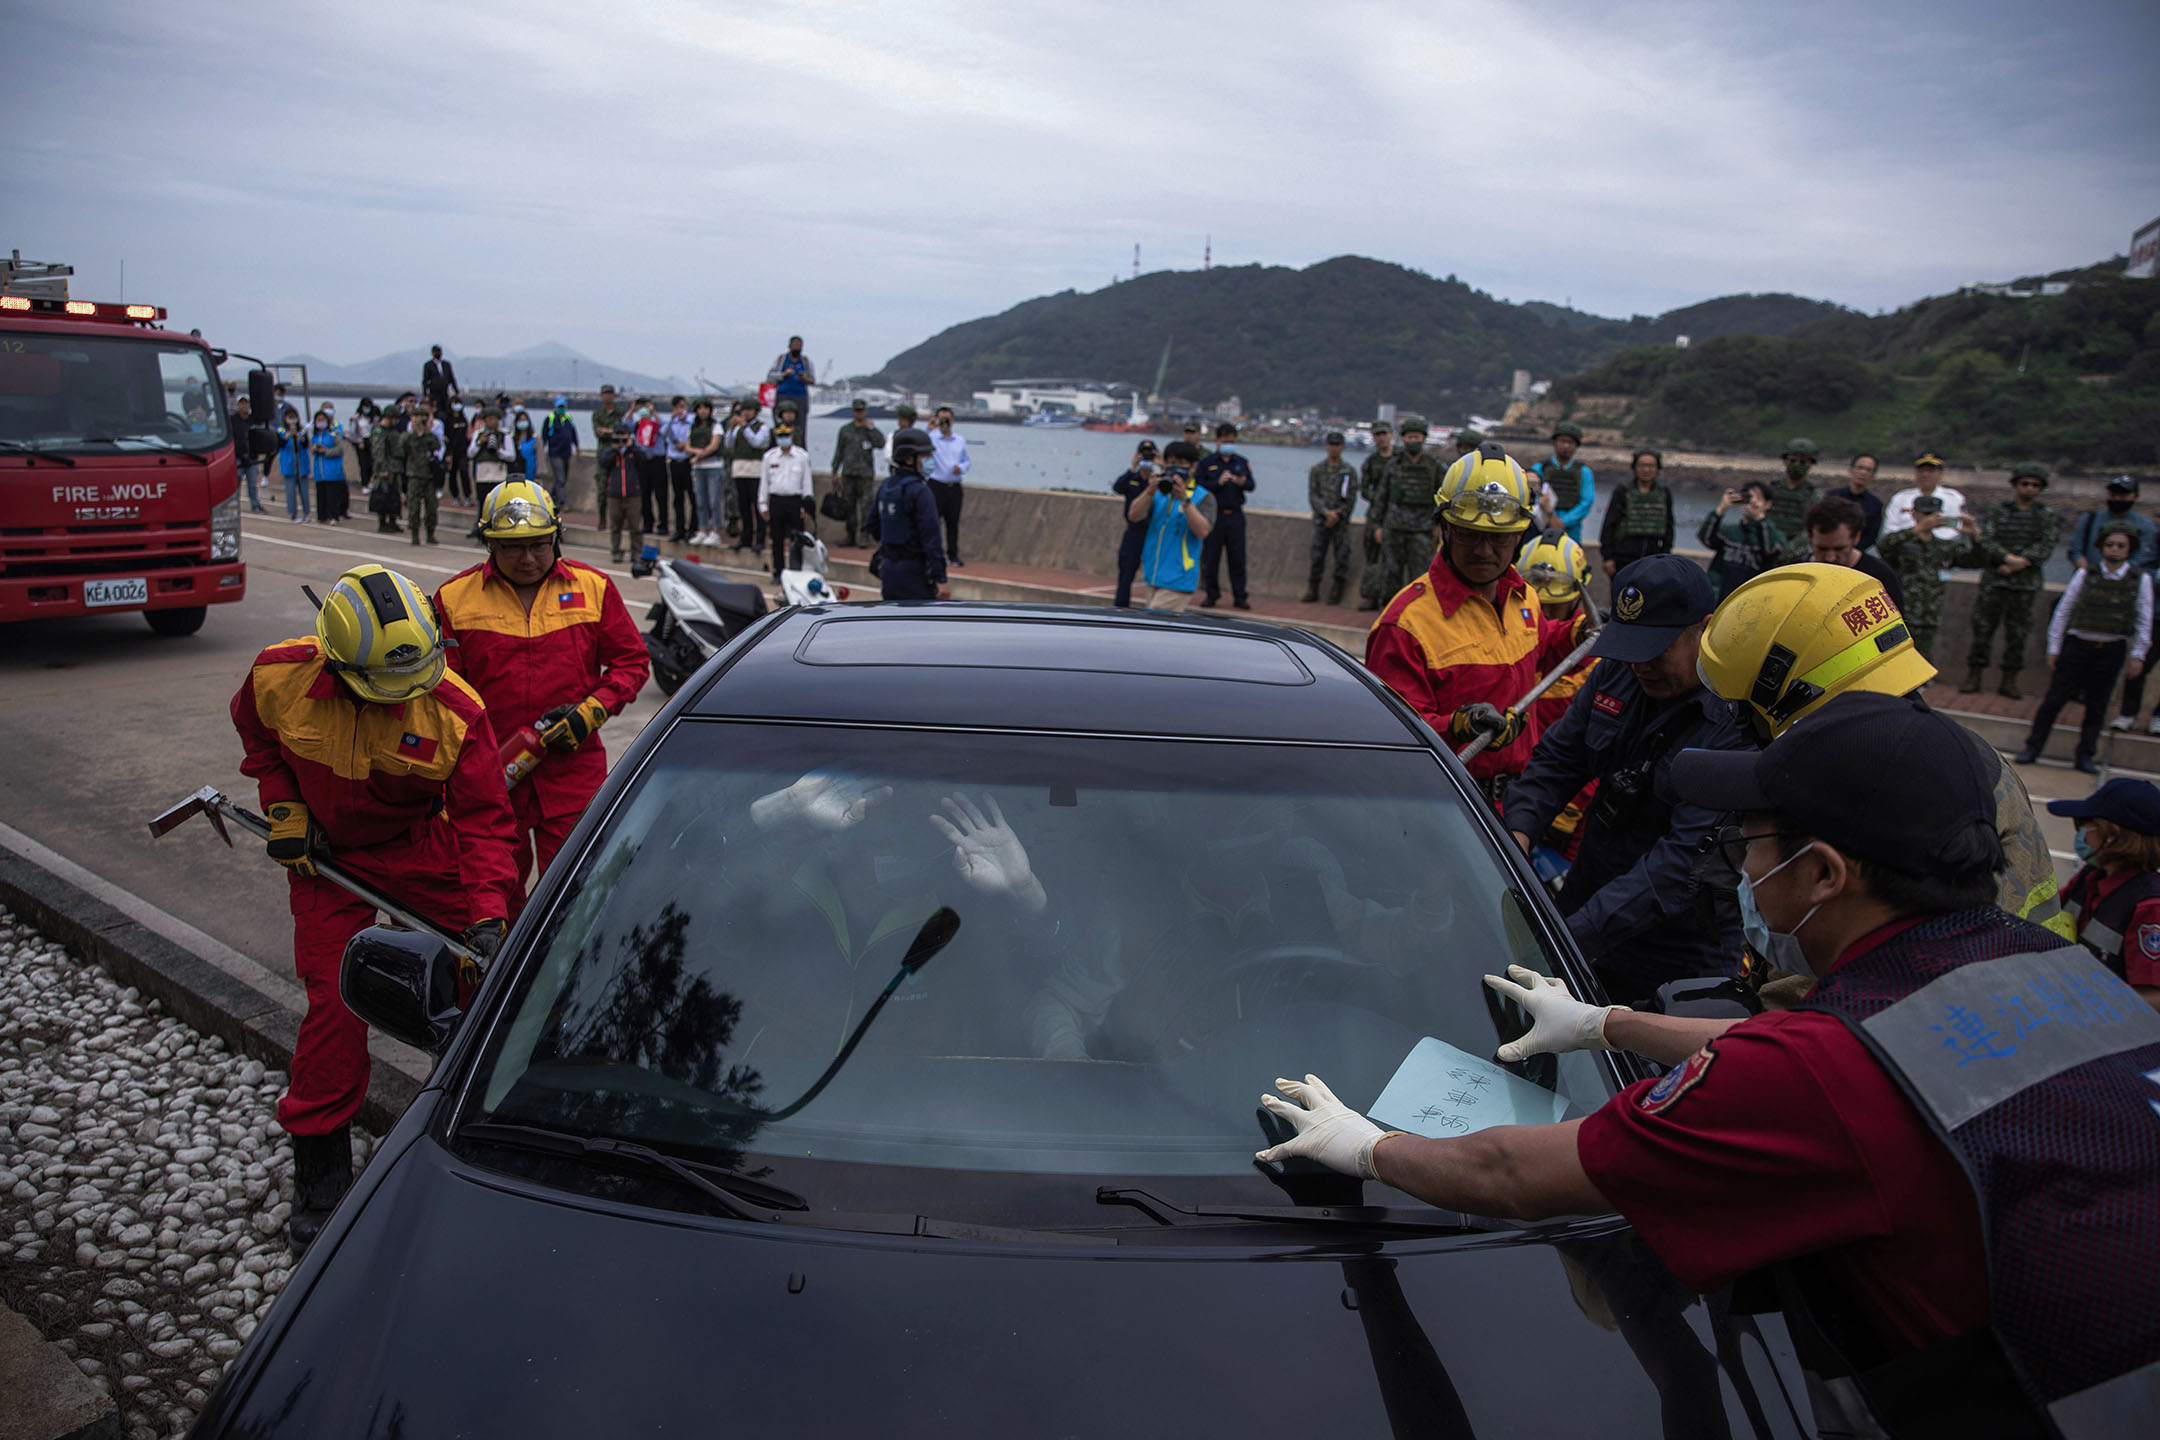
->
<box><xmin>779</xmin><ymin>531</ymin><xmax>849</xmax><ymax>608</ymax></box>
<box><xmin>644</xmin><ymin>556</ymin><xmax>768</xmax><ymax>696</ymax></box>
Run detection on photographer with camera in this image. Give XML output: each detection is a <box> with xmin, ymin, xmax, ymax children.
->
<box><xmin>1503</xmin><ymin>554</ymin><xmax>1756</xmax><ymax>1006</ymax></box>
<box><xmin>1126</xmin><ymin>439</ymin><xmax>1216</xmax><ymax>612</ymax></box>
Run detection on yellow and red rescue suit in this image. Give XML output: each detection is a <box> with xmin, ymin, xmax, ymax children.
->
<box><xmin>1365</xmin><ymin>555</ymin><xmax>1576</xmax><ymax>780</ymax></box>
<box><xmin>232</xmin><ymin>638</ymin><xmax>520</xmax><ymax>1137</ymax></box>
<box><xmin>434</xmin><ymin>557</ymin><xmax>649</xmax><ymax>883</ymax></box>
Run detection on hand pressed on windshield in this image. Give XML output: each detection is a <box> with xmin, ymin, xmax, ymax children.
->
<box><xmin>930</xmin><ymin>792</ymin><xmax>1047</xmax><ymax>915</ymax></box>
<box><xmin>749</xmin><ymin>771</ymin><xmax>894</xmax><ymax>831</ymax></box>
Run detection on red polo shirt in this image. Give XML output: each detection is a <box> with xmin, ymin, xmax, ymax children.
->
<box><xmin>1576</xmin><ymin>919</ymin><xmax>1989</xmax><ymax>1355</ymax></box>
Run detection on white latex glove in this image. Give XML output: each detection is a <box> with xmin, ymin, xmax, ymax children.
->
<box><xmin>1482</xmin><ymin>964</ymin><xmax>1614</xmax><ymax>1062</ymax></box>
<box><xmin>1255</xmin><ymin>1074</ymin><xmax>1392</xmax><ymax>1179</ymax></box>
<box><xmin>749</xmin><ymin>772</ymin><xmax>893</xmax><ymax>832</ymax></box>
<box><xmin>929</xmin><ymin>793</ymin><xmax>1046</xmax><ymax>914</ymax></box>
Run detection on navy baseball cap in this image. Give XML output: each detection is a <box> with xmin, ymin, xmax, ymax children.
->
<box><xmin>2047</xmin><ymin>778</ymin><xmax>2160</xmax><ymax>836</ymax></box>
<box><xmin>1589</xmin><ymin>554</ymin><xmax>1717</xmax><ymax>664</ymax></box>
<box><xmin>1672</xmin><ymin>692</ymin><xmax>2002</xmax><ymax>878</ymax></box>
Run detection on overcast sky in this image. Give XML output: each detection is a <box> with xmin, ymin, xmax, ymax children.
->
<box><xmin>7</xmin><ymin>0</ymin><xmax>2155</xmax><ymax>383</ymax></box>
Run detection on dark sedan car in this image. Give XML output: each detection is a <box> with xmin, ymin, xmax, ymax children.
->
<box><xmin>196</xmin><ymin>603</ymin><xmax>1821</xmax><ymax>1438</ymax></box>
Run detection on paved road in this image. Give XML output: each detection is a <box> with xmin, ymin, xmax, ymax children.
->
<box><xmin>0</xmin><ymin>514</ymin><xmax>678</xmax><ymax>980</ymax></box>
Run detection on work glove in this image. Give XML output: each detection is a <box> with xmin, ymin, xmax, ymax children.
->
<box><xmin>749</xmin><ymin>771</ymin><xmax>894</xmax><ymax>832</ymax></box>
<box><xmin>1255</xmin><ymin>1074</ymin><xmax>1396</xmax><ymax>1179</ymax></box>
<box><xmin>460</xmin><ymin>917</ymin><xmax>507</xmax><ymax>962</ymax></box>
<box><xmin>537</xmin><ymin>695</ymin><xmax>609</xmax><ymax>753</ymax></box>
<box><xmin>1448</xmin><ymin>702</ymin><xmax>1523</xmax><ymax>748</ymax></box>
<box><xmin>264</xmin><ymin>801</ymin><xmax>323</xmax><ymax>879</ymax></box>
<box><xmin>929</xmin><ymin>793</ymin><xmax>1046</xmax><ymax>914</ymax></box>
<box><xmin>1483</xmin><ymin>964</ymin><xmax>1615</xmax><ymax>1062</ymax></box>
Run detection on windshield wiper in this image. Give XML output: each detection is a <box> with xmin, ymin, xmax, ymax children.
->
<box><xmin>1097</xmin><ymin>1185</ymin><xmax>1501</xmax><ymax>1235</ymax></box>
<box><xmin>0</xmin><ymin>440</ymin><xmax>74</xmax><ymax>466</ymax></box>
<box><xmin>462</xmin><ymin>1120</ymin><xmax>1112</xmax><ymax>1245</ymax></box>
<box><xmin>81</xmin><ymin>435</ymin><xmax>209</xmax><ymax>464</ymax></box>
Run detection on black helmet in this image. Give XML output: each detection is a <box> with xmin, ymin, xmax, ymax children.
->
<box><xmin>890</xmin><ymin>428</ymin><xmax>935</xmax><ymax>468</ymax></box>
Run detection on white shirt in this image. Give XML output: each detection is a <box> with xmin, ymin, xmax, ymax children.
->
<box><xmin>1882</xmin><ymin>485</ymin><xmax>1967</xmax><ymax>536</ymax></box>
<box><xmin>928</xmin><ymin>428</ymin><xmax>970</xmax><ymax>483</ymax></box>
<box><xmin>757</xmin><ymin>445</ymin><xmax>814</xmax><ymax>505</ymax></box>
<box><xmin>2049</xmin><ymin>560</ymin><xmax>2154</xmax><ymax>660</ymax></box>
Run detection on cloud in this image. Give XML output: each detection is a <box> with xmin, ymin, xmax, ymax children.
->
<box><xmin>6</xmin><ymin>0</ymin><xmax>2154</xmax><ymax>383</ymax></box>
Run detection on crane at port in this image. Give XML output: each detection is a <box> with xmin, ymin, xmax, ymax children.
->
<box><xmin>1147</xmin><ymin>336</ymin><xmax>1173</xmax><ymax>407</ymax></box>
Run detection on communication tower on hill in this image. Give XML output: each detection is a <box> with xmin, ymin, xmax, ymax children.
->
<box><xmin>1204</xmin><ymin>236</ymin><xmax>1211</xmax><ymax>270</ymax></box>
<box><xmin>1133</xmin><ymin>244</ymin><xmax>1140</xmax><ymax>280</ymax></box>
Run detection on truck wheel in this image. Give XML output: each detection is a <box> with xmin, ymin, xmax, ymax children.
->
<box><xmin>145</xmin><ymin>607</ymin><xmax>207</xmax><ymax>637</ymax></box>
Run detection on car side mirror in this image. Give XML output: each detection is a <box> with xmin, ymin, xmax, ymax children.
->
<box><xmin>340</xmin><ymin>925</ymin><xmax>465</xmax><ymax>1053</ymax></box>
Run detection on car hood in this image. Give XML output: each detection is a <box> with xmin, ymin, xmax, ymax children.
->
<box><xmin>202</xmin><ymin>1135</ymin><xmax>1806</xmax><ymax>1438</ymax></box>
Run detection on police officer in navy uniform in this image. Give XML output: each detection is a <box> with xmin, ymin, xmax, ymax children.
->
<box><xmin>1194</xmin><ymin>422</ymin><xmax>1256</xmax><ymax>609</ymax></box>
<box><xmin>1111</xmin><ymin>441</ymin><xmax>1159</xmax><ymax>608</ymax></box>
<box><xmin>1259</xmin><ymin>692</ymin><xmax>2160</xmax><ymax>1439</ymax></box>
<box><xmin>865</xmin><ymin>428</ymin><xmax>949</xmax><ymax>602</ymax></box>
<box><xmin>1504</xmin><ymin>553</ymin><xmax>1757</xmax><ymax>1006</ymax></box>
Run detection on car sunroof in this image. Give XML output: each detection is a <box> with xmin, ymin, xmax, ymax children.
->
<box><xmin>793</xmin><ymin>617</ymin><xmax>1315</xmax><ymax>686</ymax></box>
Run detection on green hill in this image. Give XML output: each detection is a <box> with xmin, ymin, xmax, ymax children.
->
<box><xmin>870</xmin><ymin>257</ymin><xmax>1849</xmax><ymax>418</ymax></box>
<box><xmin>1553</xmin><ymin>259</ymin><xmax>2160</xmax><ymax>466</ymax></box>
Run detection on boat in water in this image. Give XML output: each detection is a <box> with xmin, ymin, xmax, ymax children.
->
<box><xmin>1023</xmin><ymin>410</ymin><xmax>1085</xmax><ymax>429</ymax></box>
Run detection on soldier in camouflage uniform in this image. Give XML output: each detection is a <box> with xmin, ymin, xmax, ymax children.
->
<box><xmin>1304</xmin><ymin>431</ymin><xmax>1358</xmax><ymax>604</ymax></box>
<box><xmin>1875</xmin><ymin>494</ymin><xmax>1980</xmax><ymax>660</ymax></box>
<box><xmin>1961</xmin><ymin>462</ymin><xmax>2060</xmax><ymax>699</ymax></box>
<box><xmin>591</xmin><ymin>385</ymin><xmax>629</xmax><ymax>493</ymax></box>
<box><xmin>1376</xmin><ymin>415</ymin><xmax>1445</xmax><ymax>604</ymax></box>
<box><xmin>401</xmin><ymin>404</ymin><xmax>443</xmax><ymax>545</ymax></box>
<box><xmin>1356</xmin><ymin>420</ymin><xmax>1396</xmax><ymax>610</ymax></box>
<box><xmin>830</xmin><ymin>399</ymin><xmax>885</xmax><ymax>547</ymax></box>
<box><xmin>1765</xmin><ymin>438</ymin><xmax>1822</xmax><ymax>562</ymax></box>
<box><xmin>368</xmin><ymin>408</ymin><xmax>406</xmax><ymax>533</ymax></box>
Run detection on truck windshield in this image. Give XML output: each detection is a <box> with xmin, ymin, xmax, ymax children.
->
<box><xmin>462</xmin><ymin>721</ymin><xmax>1612</xmax><ymax>1224</ymax></box>
<box><xmin>0</xmin><ymin>332</ymin><xmax>229</xmax><ymax>454</ymax></box>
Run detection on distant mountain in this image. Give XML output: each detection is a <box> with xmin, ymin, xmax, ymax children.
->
<box><xmin>868</xmin><ymin>256</ymin><xmax>1855</xmax><ymax>418</ymax></box>
<box><xmin>1553</xmin><ymin>258</ymin><xmax>2159</xmax><ymax>465</ymax></box>
<box><xmin>268</xmin><ymin>343</ymin><xmax>686</xmax><ymax>395</ymax></box>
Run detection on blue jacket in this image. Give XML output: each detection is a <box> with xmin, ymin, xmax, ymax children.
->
<box><xmin>1138</xmin><ymin>477</ymin><xmax>1216</xmax><ymax>592</ymax></box>
<box><xmin>2066</xmin><ymin>507</ymin><xmax>2160</xmax><ymax>572</ymax></box>
<box><xmin>308</xmin><ymin>428</ymin><xmax>344</xmax><ymax>483</ymax></box>
<box><xmin>1503</xmin><ymin>665</ymin><xmax>1755</xmax><ymax>1000</ymax></box>
<box><xmin>543</xmin><ymin>412</ymin><xmax>578</xmax><ymax>458</ymax></box>
<box><xmin>866</xmin><ymin>470</ymin><xmax>947</xmax><ymax>590</ymax></box>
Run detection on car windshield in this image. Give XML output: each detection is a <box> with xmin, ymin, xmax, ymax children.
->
<box><xmin>463</xmin><ymin>721</ymin><xmax>1611</xmax><ymax>1220</ymax></box>
<box><xmin>0</xmin><ymin>332</ymin><xmax>229</xmax><ymax>452</ymax></box>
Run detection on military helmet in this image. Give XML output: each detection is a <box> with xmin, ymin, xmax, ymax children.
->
<box><xmin>1398</xmin><ymin>413</ymin><xmax>1429</xmax><ymax>436</ymax></box>
<box><xmin>2009</xmin><ymin>461</ymin><xmax>2049</xmax><ymax>485</ymax></box>
<box><xmin>1783</xmin><ymin>437</ymin><xmax>1820</xmax><ymax>461</ymax></box>
<box><xmin>1551</xmin><ymin>421</ymin><xmax>1583</xmax><ymax>442</ymax></box>
<box><xmin>315</xmin><ymin>565</ymin><xmax>446</xmax><ymax>705</ymax></box>
<box><xmin>1520</xmin><ymin>533</ymin><xmax>1591</xmax><ymax>604</ymax></box>
<box><xmin>1435</xmin><ymin>443</ymin><xmax>1535</xmax><ymax>534</ymax></box>
<box><xmin>1371</xmin><ymin>419</ymin><xmax>1392</xmax><ymax>435</ymax></box>
<box><xmin>1697</xmin><ymin>562</ymin><xmax>1933</xmax><ymax>737</ymax></box>
<box><xmin>478</xmin><ymin>480</ymin><xmax>561</xmax><ymax>542</ymax></box>
<box><xmin>1455</xmin><ymin>427</ymin><xmax>1485</xmax><ymax>448</ymax></box>
<box><xmin>890</xmin><ymin>427</ymin><xmax>935</xmax><ymax>467</ymax></box>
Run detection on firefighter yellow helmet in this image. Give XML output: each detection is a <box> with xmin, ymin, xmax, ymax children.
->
<box><xmin>1697</xmin><ymin>562</ymin><xmax>1936</xmax><ymax>736</ymax></box>
<box><xmin>1520</xmin><ymin>533</ymin><xmax>1590</xmax><ymax>604</ymax></box>
<box><xmin>1435</xmin><ymin>445</ymin><xmax>1535</xmax><ymax>534</ymax></box>
<box><xmin>477</xmin><ymin>479</ymin><xmax>561</xmax><ymax>541</ymax></box>
<box><xmin>315</xmin><ymin>565</ymin><xmax>446</xmax><ymax>705</ymax></box>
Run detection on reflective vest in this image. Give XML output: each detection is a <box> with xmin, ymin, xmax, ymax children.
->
<box><xmin>1797</xmin><ymin>908</ymin><xmax>2160</xmax><ymax>1432</ymax></box>
<box><xmin>2060</xmin><ymin>866</ymin><xmax>2160</xmax><ymax>979</ymax></box>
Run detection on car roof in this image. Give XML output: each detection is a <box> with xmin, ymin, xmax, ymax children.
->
<box><xmin>686</xmin><ymin>603</ymin><xmax>1424</xmax><ymax>745</ymax></box>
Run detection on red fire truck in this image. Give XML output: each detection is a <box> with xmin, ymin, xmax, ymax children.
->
<box><xmin>0</xmin><ymin>253</ymin><xmax>246</xmax><ymax>634</ymax></box>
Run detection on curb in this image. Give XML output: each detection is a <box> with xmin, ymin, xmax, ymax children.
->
<box><xmin>0</xmin><ymin>849</ymin><xmax>419</xmax><ymax>1135</ymax></box>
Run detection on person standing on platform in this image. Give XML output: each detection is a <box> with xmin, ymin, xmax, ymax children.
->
<box><xmin>766</xmin><ymin>336</ymin><xmax>815</xmax><ymax>435</ymax></box>
<box><xmin>343</xmin><ymin>399</ymin><xmax>374</xmax><ymax>510</ymax></box>
<box><xmin>758</xmin><ymin>423</ymin><xmax>815</xmax><ymax>581</ymax></box>
<box><xmin>401</xmin><ymin>402</ymin><xmax>441</xmax><ymax>545</ymax></box>
<box><xmin>830</xmin><ymin>398</ymin><xmax>885</xmax><ymax>548</ymax></box>
<box><xmin>1597</xmin><ymin>449</ymin><xmax>1675</xmax><ymax>579</ymax></box>
<box><xmin>1876</xmin><ymin>496</ymin><xmax>1979</xmax><ymax>660</ymax></box>
<box><xmin>866</xmin><ymin>428</ymin><xmax>950</xmax><ymax>602</ymax></box>
<box><xmin>1959</xmin><ymin>462</ymin><xmax>2059</xmax><ymax>699</ymax></box>
<box><xmin>1196</xmin><ymin>422</ymin><xmax>1256</xmax><ymax>609</ymax></box>
<box><xmin>1697</xmin><ymin>480</ymin><xmax>1786</xmax><ymax>601</ymax></box>
<box><xmin>1832</xmin><ymin>452</ymin><xmax>1885</xmax><ymax>549</ymax></box>
<box><xmin>1881</xmin><ymin>450</ymin><xmax>1966</xmax><ymax>535</ymax></box>
<box><xmin>435</xmin><ymin>482</ymin><xmax>649</xmax><ymax>886</ymax></box>
<box><xmin>1356</xmin><ymin>419</ymin><xmax>1397</xmax><ymax>611</ymax></box>
<box><xmin>686</xmin><ymin>399</ymin><xmax>726</xmax><ymax>545</ymax></box>
<box><xmin>1374</xmin><ymin>414</ymin><xmax>1445</xmax><ymax>603</ymax></box>
<box><xmin>1532</xmin><ymin>421</ymin><xmax>1594</xmax><ymax>542</ymax></box>
<box><xmin>468</xmin><ymin>408</ymin><xmax>515</xmax><ymax>538</ymax></box>
<box><xmin>2044</xmin><ymin>779</ymin><xmax>2160</xmax><ymax>1011</ymax></box>
<box><xmin>542</xmin><ymin>397</ymin><xmax>578</xmax><ymax>510</ymax></box>
<box><xmin>368</xmin><ymin>407</ymin><xmax>405</xmax><ymax>534</ymax></box>
<box><xmin>1304</xmin><ymin>430</ymin><xmax>1357</xmax><ymax>605</ymax></box>
<box><xmin>927</xmin><ymin>406</ymin><xmax>971</xmax><ymax>566</ymax></box>
<box><xmin>2018</xmin><ymin>524</ymin><xmax>2151</xmax><ymax>774</ymax></box>
<box><xmin>591</xmin><ymin>385</ymin><xmax>626</xmax><ymax>491</ymax></box>
<box><xmin>660</xmin><ymin>396</ymin><xmax>695</xmax><ymax>543</ymax></box>
<box><xmin>1111</xmin><ymin>441</ymin><xmax>1159</xmax><ymax>608</ymax></box>
<box><xmin>308</xmin><ymin>411</ymin><xmax>347</xmax><ymax>526</ymax></box>
<box><xmin>1129</xmin><ymin>440</ymin><xmax>1215</xmax><ymax>613</ymax></box>
<box><xmin>421</xmin><ymin>344</ymin><xmax>458</xmax><ymax>414</ymax></box>
<box><xmin>2071</xmin><ymin>476</ymin><xmax>2160</xmax><ymax>735</ymax></box>
<box><xmin>443</xmin><ymin>403</ymin><xmax>473</xmax><ymax>505</ymax></box>
<box><xmin>727</xmin><ymin>397</ymin><xmax>773</xmax><ymax>554</ymax></box>
<box><xmin>1801</xmin><ymin>496</ymin><xmax>1905</xmax><ymax>611</ymax></box>
<box><xmin>1765</xmin><ymin>438</ymin><xmax>1821</xmax><ymax>560</ymax></box>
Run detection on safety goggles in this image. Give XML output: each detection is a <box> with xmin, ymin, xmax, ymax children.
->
<box><xmin>1440</xmin><ymin>480</ymin><xmax>1533</xmax><ymax>529</ymax></box>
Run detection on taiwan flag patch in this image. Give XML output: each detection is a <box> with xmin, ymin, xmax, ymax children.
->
<box><xmin>398</xmin><ymin>732</ymin><xmax>439</xmax><ymax>762</ymax></box>
<box><xmin>557</xmin><ymin>591</ymin><xmax>585</xmax><ymax>608</ymax></box>
<box><xmin>1520</xmin><ymin>607</ymin><xmax>1534</xmax><ymax>625</ymax></box>
<box><xmin>1638</xmin><ymin>1045</ymin><xmax>1716</xmax><ymax>1115</ymax></box>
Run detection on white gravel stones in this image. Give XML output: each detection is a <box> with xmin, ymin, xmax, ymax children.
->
<box><xmin>0</xmin><ymin>907</ymin><xmax>379</xmax><ymax>1440</ymax></box>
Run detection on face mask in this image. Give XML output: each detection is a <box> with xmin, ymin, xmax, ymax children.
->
<box><xmin>2074</xmin><ymin>832</ymin><xmax>2096</xmax><ymax>864</ymax></box>
<box><xmin>2108</xmin><ymin>498</ymin><xmax>2135</xmax><ymax>514</ymax></box>
<box><xmin>1404</xmin><ymin>439</ymin><xmax>1424</xmax><ymax>454</ymax></box>
<box><xmin>1737</xmin><ymin>842</ymin><xmax>1819</xmax><ymax>977</ymax></box>
<box><xmin>1218</xmin><ymin>443</ymin><xmax>1236</xmax><ymax>454</ymax></box>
